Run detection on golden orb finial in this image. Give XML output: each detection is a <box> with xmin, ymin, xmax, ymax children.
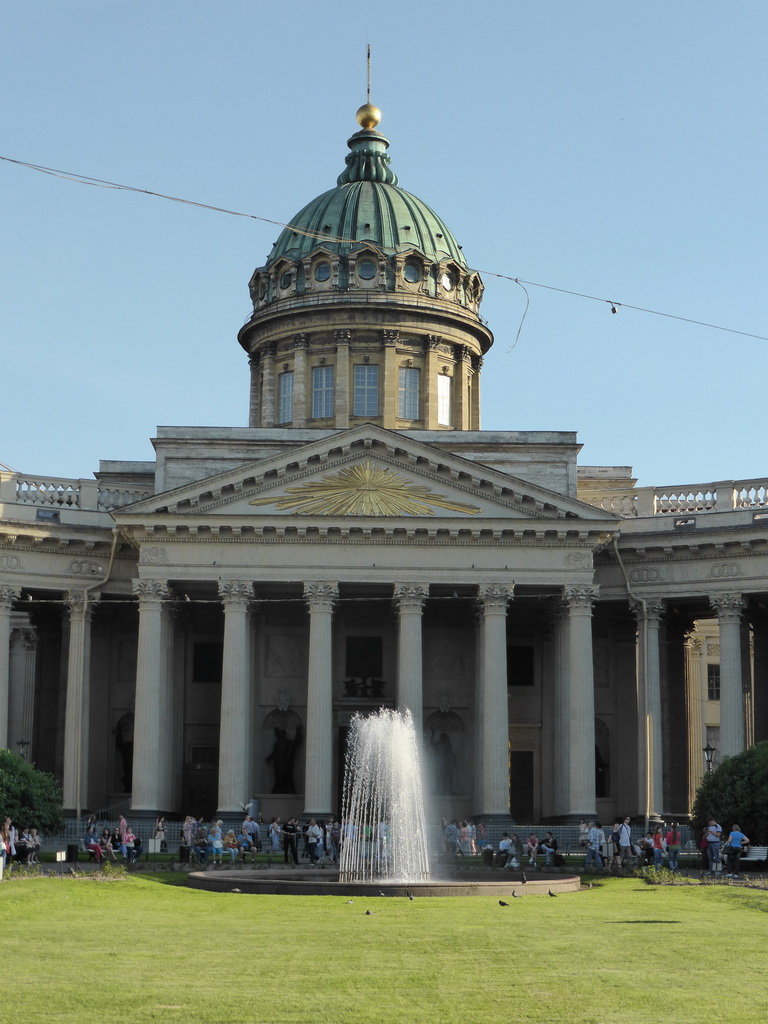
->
<box><xmin>356</xmin><ymin>103</ymin><xmax>381</xmax><ymax>130</ymax></box>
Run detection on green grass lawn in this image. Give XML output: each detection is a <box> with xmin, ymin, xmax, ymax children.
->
<box><xmin>1</xmin><ymin>873</ymin><xmax>766</xmax><ymax>1023</ymax></box>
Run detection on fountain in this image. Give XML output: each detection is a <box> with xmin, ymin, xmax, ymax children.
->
<box><xmin>187</xmin><ymin>708</ymin><xmax>580</xmax><ymax>896</ymax></box>
<box><xmin>339</xmin><ymin>708</ymin><xmax>429</xmax><ymax>883</ymax></box>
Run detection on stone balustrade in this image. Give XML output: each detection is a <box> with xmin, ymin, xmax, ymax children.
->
<box><xmin>583</xmin><ymin>478</ymin><xmax>768</xmax><ymax>518</ymax></box>
<box><xmin>3</xmin><ymin>467</ymin><xmax>767</xmax><ymax>520</ymax></box>
<box><xmin>0</xmin><ymin>472</ymin><xmax>149</xmax><ymax>513</ymax></box>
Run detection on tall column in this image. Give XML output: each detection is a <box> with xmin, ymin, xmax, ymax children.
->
<box><xmin>711</xmin><ymin>593</ymin><xmax>746</xmax><ymax>756</ymax></box>
<box><xmin>9</xmin><ymin>622</ymin><xmax>37</xmax><ymax>755</ymax></box>
<box><xmin>293</xmin><ymin>333</ymin><xmax>309</xmax><ymax>426</ymax></box>
<box><xmin>684</xmin><ymin>629</ymin><xmax>705</xmax><ymax>809</ymax></box>
<box><xmin>217</xmin><ymin>581</ymin><xmax>253</xmax><ymax>814</ymax></box>
<box><xmin>334</xmin><ymin>329</ymin><xmax>351</xmax><ymax>428</ymax></box>
<box><xmin>562</xmin><ymin>586</ymin><xmax>598</xmax><ymax>819</ymax></box>
<box><xmin>131</xmin><ymin>580</ymin><xmax>171</xmax><ymax>812</ymax></box>
<box><xmin>470</xmin><ymin>356</ymin><xmax>482</xmax><ymax>430</ymax></box>
<box><xmin>423</xmin><ymin>335</ymin><xmax>441</xmax><ymax>427</ymax></box>
<box><xmin>261</xmin><ymin>341</ymin><xmax>277</xmax><ymax>426</ymax></box>
<box><xmin>750</xmin><ymin>606</ymin><xmax>768</xmax><ymax>744</ymax></box>
<box><xmin>303</xmin><ymin>581</ymin><xmax>338</xmax><ymax>816</ymax></box>
<box><xmin>476</xmin><ymin>584</ymin><xmax>513</xmax><ymax>816</ymax></box>
<box><xmin>0</xmin><ymin>585</ymin><xmax>21</xmax><ymax>748</ymax></box>
<box><xmin>454</xmin><ymin>346</ymin><xmax>471</xmax><ymax>430</ymax></box>
<box><xmin>382</xmin><ymin>330</ymin><xmax>399</xmax><ymax>423</ymax></box>
<box><xmin>62</xmin><ymin>590</ymin><xmax>100</xmax><ymax>815</ymax></box>
<box><xmin>549</xmin><ymin>601</ymin><xmax>569</xmax><ymax>817</ymax></box>
<box><xmin>629</xmin><ymin>597</ymin><xmax>664</xmax><ymax>820</ymax></box>
<box><xmin>394</xmin><ymin>584</ymin><xmax>428</xmax><ymax>735</ymax></box>
<box><xmin>248</xmin><ymin>353</ymin><xmax>261</xmax><ymax>427</ymax></box>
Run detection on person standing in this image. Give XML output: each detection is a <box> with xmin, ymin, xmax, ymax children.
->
<box><xmin>269</xmin><ymin>817</ymin><xmax>282</xmax><ymax>852</ymax></box>
<box><xmin>306</xmin><ymin>818</ymin><xmax>322</xmax><ymax>865</ymax></box>
<box><xmin>665</xmin><ymin>823</ymin><xmax>682</xmax><ymax>872</ymax></box>
<box><xmin>585</xmin><ymin>822</ymin><xmax>604</xmax><ymax>871</ymax></box>
<box><xmin>725</xmin><ymin>824</ymin><xmax>750</xmax><ymax>878</ymax></box>
<box><xmin>704</xmin><ymin>819</ymin><xmax>722</xmax><ymax>875</ymax></box>
<box><xmin>282</xmin><ymin>817</ymin><xmax>299</xmax><ymax>865</ymax></box>
<box><xmin>652</xmin><ymin>827</ymin><xmax>666</xmax><ymax>869</ymax></box>
<box><xmin>617</xmin><ymin>817</ymin><xmax>633</xmax><ymax>868</ymax></box>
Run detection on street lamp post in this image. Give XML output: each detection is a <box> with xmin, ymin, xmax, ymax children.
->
<box><xmin>703</xmin><ymin>741</ymin><xmax>716</xmax><ymax>773</ymax></box>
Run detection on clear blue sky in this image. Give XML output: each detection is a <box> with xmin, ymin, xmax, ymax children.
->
<box><xmin>2</xmin><ymin>1</ymin><xmax>766</xmax><ymax>488</ymax></box>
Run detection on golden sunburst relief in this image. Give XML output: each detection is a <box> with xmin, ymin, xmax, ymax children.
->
<box><xmin>248</xmin><ymin>460</ymin><xmax>481</xmax><ymax>516</ymax></box>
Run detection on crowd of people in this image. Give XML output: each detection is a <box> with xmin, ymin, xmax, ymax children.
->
<box><xmin>573</xmin><ymin>817</ymin><xmax>752</xmax><ymax>876</ymax></box>
<box><xmin>0</xmin><ymin>818</ymin><xmax>41</xmax><ymax>875</ymax></box>
<box><xmin>179</xmin><ymin>813</ymin><xmax>343</xmax><ymax>867</ymax></box>
<box><xmin>0</xmin><ymin>807</ymin><xmax>755</xmax><ymax>880</ymax></box>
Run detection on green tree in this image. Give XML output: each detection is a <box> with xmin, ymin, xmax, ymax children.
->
<box><xmin>691</xmin><ymin>741</ymin><xmax>768</xmax><ymax>843</ymax></box>
<box><xmin>0</xmin><ymin>748</ymin><xmax>64</xmax><ymax>833</ymax></box>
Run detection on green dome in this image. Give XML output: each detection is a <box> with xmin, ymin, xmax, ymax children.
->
<box><xmin>267</xmin><ymin>128</ymin><xmax>467</xmax><ymax>268</ymax></box>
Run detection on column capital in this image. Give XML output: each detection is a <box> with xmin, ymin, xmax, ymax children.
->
<box><xmin>218</xmin><ymin>580</ymin><xmax>253</xmax><ymax>605</ymax></box>
<box><xmin>132</xmin><ymin>579</ymin><xmax>171</xmax><ymax>605</ymax></box>
<box><xmin>65</xmin><ymin>590</ymin><xmax>101</xmax><ymax>620</ymax></box>
<box><xmin>334</xmin><ymin>329</ymin><xmax>352</xmax><ymax>345</ymax></box>
<box><xmin>382</xmin><ymin>329</ymin><xmax>400</xmax><ymax>346</ymax></box>
<box><xmin>394</xmin><ymin>583</ymin><xmax>429</xmax><ymax>612</ymax></box>
<box><xmin>710</xmin><ymin>593</ymin><xmax>745</xmax><ymax>622</ymax></box>
<box><xmin>293</xmin><ymin>332</ymin><xmax>309</xmax><ymax>349</ymax></box>
<box><xmin>304</xmin><ymin>581</ymin><xmax>339</xmax><ymax>610</ymax></box>
<box><xmin>0</xmin><ymin>585</ymin><xmax>21</xmax><ymax>610</ymax></box>
<box><xmin>478</xmin><ymin>583</ymin><xmax>514</xmax><ymax>612</ymax></box>
<box><xmin>628</xmin><ymin>595</ymin><xmax>664</xmax><ymax>625</ymax></box>
<box><xmin>11</xmin><ymin>625</ymin><xmax>38</xmax><ymax>652</ymax></box>
<box><xmin>563</xmin><ymin>584</ymin><xmax>599</xmax><ymax>612</ymax></box>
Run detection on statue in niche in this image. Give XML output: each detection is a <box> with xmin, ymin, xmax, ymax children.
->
<box><xmin>113</xmin><ymin>710</ymin><xmax>134</xmax><ymax>792</ymax></box>
<box><xmin>266</xmin><ymin>724</ymin><xmax>303</xmax><ymax>793</ymax></box>
<box><xmin>428</xmin><ymin>731</ymin><xmax>457</xmax><ymax>795</ymax></box>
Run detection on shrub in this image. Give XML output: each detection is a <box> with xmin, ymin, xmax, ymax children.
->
<box><xmin>691</xmin><ymin>740</ymin><xmax>768</xmax><ymax>843</ymax></box>
<box><xmin>0</xmin><ymin>748</ymin><xmax>64</xmax><ymax>833</ymax></box>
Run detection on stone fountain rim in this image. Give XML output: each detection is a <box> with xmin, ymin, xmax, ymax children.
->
<box><xmin>187</xmin><ymin>869</ymin><xmax>582</xmax><ymax>897</ymax></box>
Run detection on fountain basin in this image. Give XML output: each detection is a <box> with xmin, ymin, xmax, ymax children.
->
<box><xmin>187</xmin><ymin>866</ymin><xmax>582</xmax><ymax>897</ymax></box>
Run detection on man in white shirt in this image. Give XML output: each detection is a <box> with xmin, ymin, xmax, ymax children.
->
<box><xmin>704</xmin><ymin>819</ymin><xmax>722</xmax><ymax>874</ymax></box>
<box><xmin>618</xmin><ymin>817</ymin><xmax>634</xmax><ymax>868</ymax></box>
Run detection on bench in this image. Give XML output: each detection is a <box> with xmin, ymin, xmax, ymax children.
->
<box><xmin>739</xmin><ymin>845</ymin><xmax>767</xmax><ymax>864</ymax></box>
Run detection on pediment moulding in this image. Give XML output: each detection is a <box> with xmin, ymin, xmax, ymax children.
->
<box><xmin>117</xmin><ymin>428</ymin><xmax>608</xmax><ymax>526</ymax></box>
<box><xmin>128</xmin><ymin>523</ymin><xmax>608</xmax><ymax>546</ymax></box>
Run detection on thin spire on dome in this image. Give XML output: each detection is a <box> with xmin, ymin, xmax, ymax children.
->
<box><xmin>336</xmin><ymin>44</ymin><xmax>395</xmax><ymax>186</ymax></box>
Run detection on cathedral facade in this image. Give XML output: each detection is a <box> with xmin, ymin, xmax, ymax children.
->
<box><xmin>2</xmin><ymin>104</ymin><xmax>767</xmax><ymax>824</ymax></box>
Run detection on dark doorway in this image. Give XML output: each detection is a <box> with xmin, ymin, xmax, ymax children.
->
<box><xmin>345</xmin><ymin>636</ymin><xmax>383</xmax><ymax>678</ymax></box>
<box><xmin>509</xmin><ymin>750</ymin><xmax>534</xmax><ymax>821</ymax></box>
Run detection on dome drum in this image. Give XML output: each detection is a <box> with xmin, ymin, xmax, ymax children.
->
<box><xmin>246</xmin><ymin>247</ymin><xmax>485</xmax><ymax>317</ymax></box>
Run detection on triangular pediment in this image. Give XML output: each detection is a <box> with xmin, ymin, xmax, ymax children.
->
<box><xmin>115</xmin><ymin>424</ymin><xmax>616</xmax><ymax>528</ymax></box>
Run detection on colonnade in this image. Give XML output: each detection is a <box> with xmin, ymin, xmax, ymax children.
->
<box><xmin>120</xmin><ymin>577</ymin><xmax>604</xmax><ymax>821</ymax></box>
<box><xmin>2</xmin><ymin>579</ymin><xmax>760</xmax><ymax>822</ymax></box>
